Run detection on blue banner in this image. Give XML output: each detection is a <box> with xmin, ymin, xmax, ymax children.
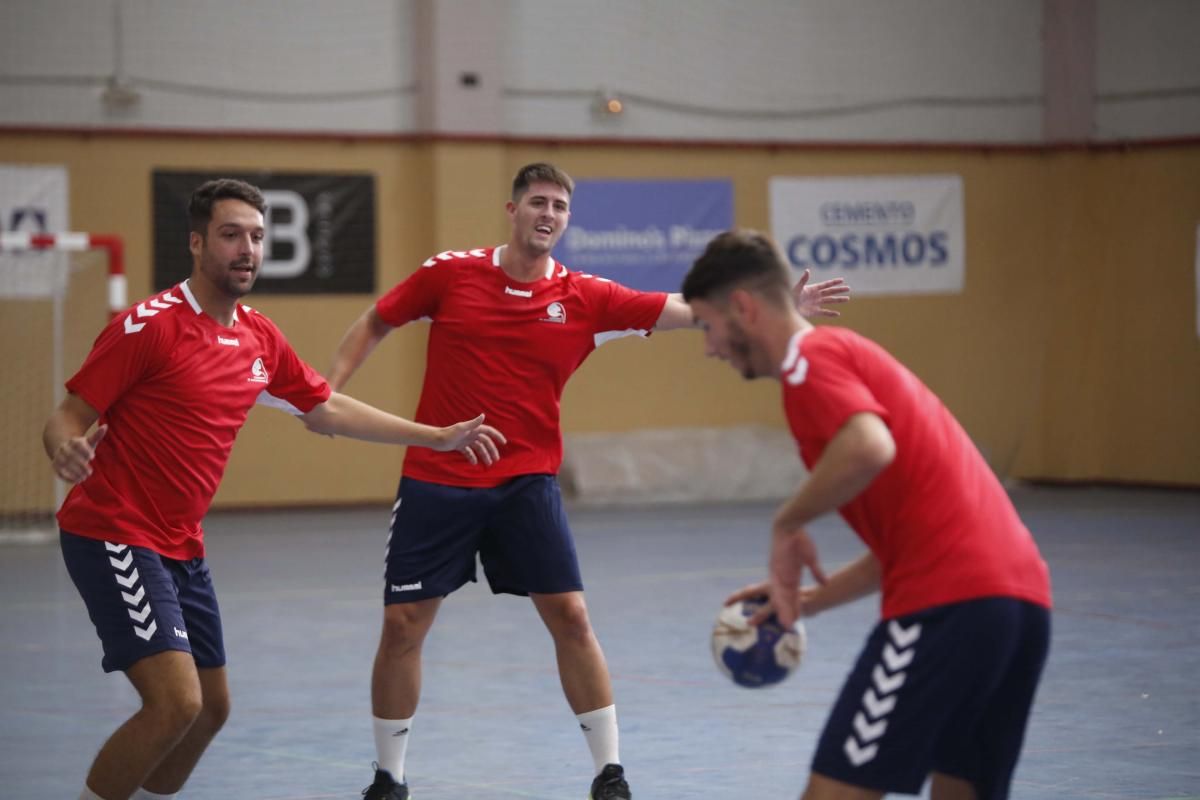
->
<box><xmin>554</xmin><ymin>179</ymin><xmax>734</xmax><ymax>292</ymax></box>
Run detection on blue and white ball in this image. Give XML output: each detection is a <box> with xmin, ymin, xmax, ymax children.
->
<box><xmin>711</xmin><ymin>598</ymin><xmax>806</xmax><ymax>688</ymax></box>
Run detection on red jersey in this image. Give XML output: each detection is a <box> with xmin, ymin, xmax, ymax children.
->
<box><xmin>58</xmin><ymin>280</ymin><xmax>331</xmax><ymax>560</ymax></box>
<box><xmin>781</xmin><ymin>326</ymin><xmax>1051</xmax><ymax>619</ymax></box>
<box><xmin>375</xmin><ymin>247</ymin><xmax>668</xmax><ymax>486</ymax></box>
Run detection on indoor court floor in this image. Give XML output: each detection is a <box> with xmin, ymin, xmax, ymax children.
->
<box><xmin>2</xmin><ymin>484</ymin><xmax>1197</xmax><ymax>799</ymax></box>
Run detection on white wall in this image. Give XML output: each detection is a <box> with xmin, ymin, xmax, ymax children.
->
<box><xmin>0</xmin><ymin>0</ymin><xmax>1197</xmax><ymax>143</ymax></box>
<box><xmin>503</xmin><ymin>0</ymin><xmax>1044</xmax><ymax>142</ymax></box>
<box><xmin>0</xmin><ymin>0</ymin><xmax>417</xmax><ymax>133</ymax></box>
<box><xmin>1095</xmin><ymin>0</ymin><xmax>1200</xmax><ymax>140</ymax></box>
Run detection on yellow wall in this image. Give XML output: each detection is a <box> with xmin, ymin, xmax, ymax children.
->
<box><xmin>4</xmin><ymin>133</ymin><xmax>1198</xmax><ymax>512</ymax></box>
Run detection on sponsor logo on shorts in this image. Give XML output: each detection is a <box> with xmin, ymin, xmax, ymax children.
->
<box><xmin>390</xmin><ymin>581</ymin><xmax>423</xmax><ymax>592</ymax></box>
<box><xmin>174</xmin><ymin>626</ymin><xmax>189</xmax><ymax>640</ymax></box>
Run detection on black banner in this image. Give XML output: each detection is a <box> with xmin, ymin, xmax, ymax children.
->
<box><xmin>153</xmin><ymin>170</ymin><xmax>376</xmax><ymax>294</ymax></box>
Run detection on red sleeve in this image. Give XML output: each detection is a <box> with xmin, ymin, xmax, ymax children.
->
<box><xmin>784</xmin><ymin>332</ymin><xmax>889</xmax><ymax>449</ymax></box>
<box><xmin>375</xmin><ymin>258</ymin><xmax>456</xmax><ymax>327</ymax></box>
<box><xmin>586</xmin><ymin>277</ymin><xmax>668</xmax><ymax>333</ymax></box>
<box><xmin>260</xmin><ymin>317</ymin><xmax>331</xmax><ymax>414</ymax></box>
<box><xmin>65</xmin><ymin>313</ymin><xmax>167</xmax><ymax>414</ymax></box>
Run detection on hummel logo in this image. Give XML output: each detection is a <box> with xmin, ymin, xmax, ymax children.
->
<box><xmin>217</xmin><ymin>335</ymin><xmax>240</xmax><ymax>346</ymax></box>
<box><xmin>173</xmin><ymin>626</ymin><xmax>189</xmax><ymax>640</ymax></box>
<box><xmin>248</xmin><ymin>357</ymin><xmax>269</xmax><ymax>384</ymax></box>
<box><xmin>504</xmin><ymin>286</ymin><xmax>533</xmax><ymax>298</ymax></box>
<box><xmin>391</xmin><ymin>582</ymin><xmax>423</xmax><ymax>592</ymax></box>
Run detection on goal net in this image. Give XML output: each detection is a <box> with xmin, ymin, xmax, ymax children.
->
<box><xmin>0</xmin><ymin>233</ymin><xmax>124</xmax><ymax>543</ymax></box>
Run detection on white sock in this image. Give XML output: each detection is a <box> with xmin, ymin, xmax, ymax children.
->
<box><xmin>132</xmin><ymin>789</ymin><xmax>178</xmax><ymax>799</ymax></box>
<box><xmin>576</xmin><ymin>704</ymin><xmax>620</xmax><ymax>775</ymax></box>
<box><xmin>79</xmin><ymin>788</ymin><xmax>108</xmax><ymax>800</ymax></box>
<box><xmin>373</xmin><ymin>715</ymin><xmax>414</xmax><ymax>782</ymax></box>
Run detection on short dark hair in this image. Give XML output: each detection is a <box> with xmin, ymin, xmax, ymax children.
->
<box><xmin>682</xmin><ymin>229</ymin><xmax>793</xmax><ymax>308</ymax></box>
<box><xmin>188</xmin><ymin>178</ymin><xmax>267</xmax><ymax>236</ymax></box>
<box><xmin>511</xmin><ymin>163</ymin><xmax>574</xmax><ymax>202</ymax></box>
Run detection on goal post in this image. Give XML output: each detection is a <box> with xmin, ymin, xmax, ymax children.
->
<box><xmin>0</xmin><ymin>232</ymin><xmax>127</xmax><ymax>313</ymax></box>
<box><xmin>0</xmin><ymin>232</ymin><xmax>126</xmax><ymax>543</ymax></box>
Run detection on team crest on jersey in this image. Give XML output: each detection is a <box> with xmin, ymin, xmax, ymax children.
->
<box><xmin>248</xmin><ymin>357</ymin><xmax>269</xmax><ymax>384</ymax></box>
<box><xmin>540</xmin><ymin>302</ymin><xmax>566</xmax><ymax>324</ymax></box>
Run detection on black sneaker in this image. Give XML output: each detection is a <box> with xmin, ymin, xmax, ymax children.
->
<box><xmin>362</xmin><ymin>763</ymin><xmax>409</xmax><ymax>800</ymax></box>
<box><xmin>589</xmin><ymin>763</ymin><xmax>630</xmax><ymax>800</ymax></box>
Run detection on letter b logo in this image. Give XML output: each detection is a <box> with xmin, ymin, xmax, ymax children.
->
<box><xmin>261</xmin><ymin>190</ymin><xmax>310</xmax><ymax>279</ymax></box>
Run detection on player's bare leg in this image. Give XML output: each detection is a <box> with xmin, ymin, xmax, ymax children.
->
<box><xmin>800</xmin><ymin>772</ymin><xmax>885</xmax><ymax>800</ymax></box>
<box><xmin>372</xmin><ymin>597</ymin><xmax>442</xmax><ymax>718</ymax></box>
<box><xmin>140</xmin><ymin>666</ymin><xmax>231</xmax><ymax>794</ymax></box>
<box><xmin>532</xmin><ymin>590</ymin><xmax>629</xmax><ymax>799</ymax></box>
<box><xmin>531</xmin><ymin>591</ymin><xmax>613</xmax><ymax>713</ymax></box>
<box><xmin>930</xmin><ymin>772</ymin><xmax>978</xmax><ymax>800</ymax></box>
<box><xmin>83</xmin><ymin>650</ymin><xmax>202</xmax><ymax>800</ymax></box>
<box><xmin>363</xmin><ymin>598</ymin><xmax>441</xmax><ymax>799</ymax></box>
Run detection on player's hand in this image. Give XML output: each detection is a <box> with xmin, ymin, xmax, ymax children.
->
<box><xmin>438</xmin><ymin>414</ymin><xmax>507</xmax><ymax>465</ymax></box>
<box><xmin>726</xmin><ymin>580</ymin><xmax>821</xmax><ymax>626</ymax></box>
<box><xmin>793</xmin><ymin>269</ymin><xmax>850</xmax><ymax>318</ymax></box>
<box><xmin>766</xmin><ymin>523</ymin><xmax>828</xmax><ymax>628</ymax></box>
<box><xmin>725</xmin><ymin>581</ymin><xmax>780</xmax><ymax>627</ymax></box>
<box><xmin>724</xmin><ymin>580</ymin><xmax>772</xmax><ymax>609</ymax></box>
<box><xmin>51</xmin><ymin>424</ymin><xmax>107</xmax><ymax>484</ymax></box>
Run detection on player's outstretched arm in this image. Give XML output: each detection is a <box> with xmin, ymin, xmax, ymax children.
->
<box><xmin>654</xmin><ymin>272</ymin><xmax>850</xmax><ymax>332</ymax></box>
<box><xmin>300</xmin><ymin>393</ymin><xmax>506</xmax><ymax>465</ymax></box>
<box><xmin>43</xmin><ymin>393</ymin><xmax>106</xmax><ymax>484</ymax></box>
<box><xmin>654</xmin><ymin>294</ymin><xmax>699</xmax><ymax>330</ymax></box>
<box><xmin>326</xmin><ymin>305</ymin><xmax>394</xmax><ymax>391</ymax></box>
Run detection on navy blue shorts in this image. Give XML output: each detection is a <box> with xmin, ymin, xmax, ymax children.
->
<box><xmin>60</xmin><ymin>530</ymin><xmax>226</xmax><ymax>673</ymax></box>
<box><xmin>812</xmin><ymin>597</ymin><xmax>1050</xmax><ymax>798</ymax></box>
<box><xmin>383</xmin><ymin>475</ymin><xmax>583</xmax><ymax>603</ymax></box>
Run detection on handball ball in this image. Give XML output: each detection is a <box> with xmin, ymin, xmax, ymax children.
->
<box><xmin>711</xmin><ymin>597</ymin><xmax>805</xmax><ymax>688</ymax></box>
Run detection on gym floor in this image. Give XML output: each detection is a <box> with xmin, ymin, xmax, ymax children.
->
<box><xmin>2</xmin><ymin>484</ymin><xmax>1197</xmax><ymax>799</ymax></box>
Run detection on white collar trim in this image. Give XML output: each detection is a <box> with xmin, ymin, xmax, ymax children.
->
<box><xmin>781</xmin><ymin>328</ymin><xmax>813</xmax><ymax>375</ymax></box>
<box><xmin>179</xmin><ymin>279</ymin><xmax>238</xmax><ymax>322</ymax></box>
<box><xmin>493</xmin><ymin>245</ymin><xmax>558</xmax><ymax>279</ymax></box>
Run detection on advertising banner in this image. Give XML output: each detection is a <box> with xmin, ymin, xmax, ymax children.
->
<box><xmin>153</xmin><ymin>171</ymin><xmax>376</xmax><ymax>294</ymax></box>
<box><xmin>0</xmin><ymin>164</ymin><xmax>69</xmax><ymax>297</ymax></box>
<box><xmin>554</xmin><ymin>179</ymin><xmax>733</xmax><ymax>292</ymax></box>
<box><xmin>769</xmin><ymin>175</ymin><xmax>964</xmax><ymax>295</ymax></box>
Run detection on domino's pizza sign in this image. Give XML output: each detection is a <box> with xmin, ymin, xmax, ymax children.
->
<box><xmin>770</xmin><ymin>175</ymin><xmax>965</xmax><ymax>295</ymax></box>
<box><xmin>554</xmin><ymin>179</ymin><xmax>733</xmax><ymax>292</ymax></box>
<box><xmin>153</xmin><ymin>171</ymin><xmax>376</xmax><ymax>294</ymax></box>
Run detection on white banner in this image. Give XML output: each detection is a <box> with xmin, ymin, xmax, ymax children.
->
<box><xmin>769</xmin><ymin>174</ymin><xmax>964</xmax><ymax>296</ymax></box>
<box><xmin>0</xmin><ymin>164</ymin><xmax>70</xmax><ymax>298</ymax></box>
